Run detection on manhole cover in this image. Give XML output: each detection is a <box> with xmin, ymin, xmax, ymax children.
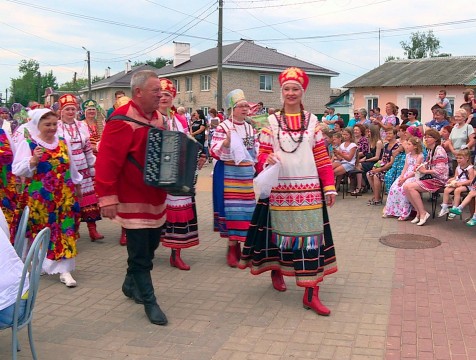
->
<box><xmin>379</xmin><ymin>234</ymin><xmax>441</xmax><ymax>249</ymax></box>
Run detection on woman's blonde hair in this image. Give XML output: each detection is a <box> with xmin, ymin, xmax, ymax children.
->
<box><xmin>368</xmin><ymin>124</ymin><xmax>381</xmax><ymax>148</ymax></box>
<box><xmin>454</xmin><ymin>108</ymin><xmax>468</xmax><ymax>119</ymax></box>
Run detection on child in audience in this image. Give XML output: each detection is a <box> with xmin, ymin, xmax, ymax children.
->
<box><xmin>442</xmin><ymin>149</ymin><xmax>474</xmax><ymax>218</ymax></box>
<box><xmin>383</xmin><ymin>137</ymin><xmax>423</xmax><ymax>219</ymax></box>
<box><xmin>332</xmin><ymin>129</ymin><xmax>358</xmax><ymax>187</ymax></box>
<box><xmin>449</xmin><ymin>178</ymin><xmax>476</xmax><ymax>225</ymax></box>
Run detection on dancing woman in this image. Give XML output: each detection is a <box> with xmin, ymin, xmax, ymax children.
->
<box><xmin>239</xmin><ymin>67</ymin><xmax>338</xmax><ymax>315</ymax></box>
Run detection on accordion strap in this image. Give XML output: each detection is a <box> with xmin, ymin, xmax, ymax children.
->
<box><xmin>107</xmin><ymin>115</ymin><xmax>155</xmax><ymax>172</ymax></box>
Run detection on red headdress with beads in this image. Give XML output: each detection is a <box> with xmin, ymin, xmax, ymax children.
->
<box><xmin>58</xmin><ymin>94</ymin><xmax>78</xmax><ymax>109</ymax></box>
<box><xmin>159</xmin><ymin>78</ymin><xmax>176</xmax><ymax>98</ymax></box>
<box><xmin>278</xmin><ymin>67</ymin><xmax>309</xmax><ymax>91</ymax></box>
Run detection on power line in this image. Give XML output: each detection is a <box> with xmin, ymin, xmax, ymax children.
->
<box><xmin>225</xmin><ymin>0</ymin><xmax>326</xmax><ymax>9</ymax></box>
<box><xmin>253</xmin><ymin>18</ymin><xmax>476</xmax><ymax>42</ymax></box>
<box><xmin>5</xmin><ymin>0</ymin><xmax>217</xmax><ymax>41</ymax></box>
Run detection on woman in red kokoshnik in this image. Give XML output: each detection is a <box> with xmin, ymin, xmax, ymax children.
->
<box><xmin>57</xmin><ymin>94</ymin><xmax>103</xmax><ymax>241</ymax></box>
<box><xmin>239</xmin><ymin>67</ymin><xmax>338</xmax><ymax>316</ymax></box>
<box><xmin>158</xmin><ymin>78</ymin><xmax>202</xmax><ymax>270</ymax></box>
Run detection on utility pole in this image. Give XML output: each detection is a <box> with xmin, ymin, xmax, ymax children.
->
<box><xmin>37</xmin><ymin>71</ymin><xmax>41</xmax><ymax>103</ymax></box>
<box><xmin>217</xmin><ymin>0</ymin><xmax>223</xmax><ymax>110</ymax></box>
<box><xmin>5</xmin><ymin>89</ymin><xmax>7</xmax><ymax>106</ymax></box>
<box><xmin>378</xmin><ymin>28</ymin><xmax>381</xmax><ymax>66</ymax></box>
<box><xmin>82</xmin><ymin>47</ymin><xmax>92</xmax><ymax>99</ymax></box>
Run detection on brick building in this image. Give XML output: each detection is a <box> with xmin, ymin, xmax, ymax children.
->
<box><xmin>157</xmin><ymin>40</ymin><xmax>338</xmax><ymax>115</ymax></box>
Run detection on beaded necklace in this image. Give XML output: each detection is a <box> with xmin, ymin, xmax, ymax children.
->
<box><xmin>276</xmin><ymin>110</ymin><xmax>308</xmax><ymax>153</ymax></box>
<box><xmin>233</xmin><ymin>119</ymin><xmax>254</xmax><ymax>148</ymax></box>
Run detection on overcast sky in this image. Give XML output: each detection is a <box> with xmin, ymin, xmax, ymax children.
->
<box><xmin>0</xmin><ymin>0</ymin><xmax>473</xmax><ymax>103</ymax></box>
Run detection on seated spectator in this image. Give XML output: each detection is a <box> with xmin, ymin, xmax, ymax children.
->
<box><xmin>383</xmin><ymin>137</ymin><xmax>424</xmax><ymax>220</ymax></box>
<box><xmin>406</xmin><ymin>108</ymin><xmax>423</xmax><ymax>134</ymax></box>
<box><xmin>463</xmin><ymin>88</ymin><xmax>476</xmax><ymax>115</ymax></box>
<box><xmin>450</xmin><ymin>178</ymin><xmax>476</xmax><ymax>226</ymax></box>
<box><xmin>426</xmin><ymin>108</ymin><xmax>449</xmax><ymax>131</ymax></box>
<box><xmin>0</xmin><ymin>209</ymin><xmax>28</xmax><ymax>329</ymax></box>
<box><xmin>347</xmin><ymin>109</ymin><xmax>360</xmax><ymax>128</ymax></box>
<box><xmin>350</xmin><ymin>124</ymin><xmax>369</xmax><ymax>195</ymax></box>
<box><xmin>384</xmin><ymin>125</ymin><xmax>411</xmax><ymax>190</ymax></box>
<box><xmin>448</xmin><ymin>109</ymin><xmax>474</xmax><ymax>173</ymax></box>
<box><xmin>356</xmin><ymin>108</ymin><xmax>371</xmax><ymax>127</ymax></box>
<box><xmin>461</xmin><ymin>103</ymin><xmax>475</xmax><ymax>128</ymax></box>
<box><xmin>331</xmin><ymin>129</ymin><xmax>358</xmax><ymax>187</ymax></box>
<box><xmin>367</xmin><ymin>129</ymin><xmax>399</xmax><ymax>205</ymax></box>
<box><xmin>334</xmin><ymin>119</ymin><xmax>345</xmax><ymax>133</ymax></box>
<box><xmin>361</xmin><ymin>124</ymin><xmax>384</xmax><ymax>189</ymax></box>
<box><xmin>439</xmin><ymin>149</ymin><xmax>474</xmax><ymax>218</ymax></box>
<box><xmin>400</xmin><ymin>108</ymin><xmax>409</xmax><ymax>125</ymax></box>
<box><xmin>403</xmin><ymin>129</ymin><xmax>449</xmax><ymax>226</ymax></box>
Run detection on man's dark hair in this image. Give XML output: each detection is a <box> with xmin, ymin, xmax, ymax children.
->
<box><xmin>115</xmin><ymin>90</ymin><xmax>126</xmax><ymax>98</ymax></box>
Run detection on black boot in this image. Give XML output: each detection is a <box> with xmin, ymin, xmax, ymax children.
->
<box><xmin>132</xmin><ymin>272</ymin><xmax>168</xmax><ymax>325</ymax></box>
<box><xmin>122</xmin><ymin>273</ymin><xmax>144</xmax><ymax>304</ymax></box>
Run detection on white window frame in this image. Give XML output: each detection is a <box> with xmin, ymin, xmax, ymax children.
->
<box><xmin>364</xmin><ymin>95</ymin><xmax>379</xmax><ymax>114</ymax></box>
<box><xmin>185</xmin><ymin>77</ymin><xmax>192</xmax><ymax>92</ymax></box>
<box><xmin>200</xmin><ymin>75</ymin><xmax>211</xmax><ymax>91</ymax></box>
<box><xmin>173</xmin><ymin>79</ymin><xmax>180</xmax><ymax>93</ymax></box>
<box><xmin>202</xmin><ymin>106</ymin><xmax>209</xmax><ymax>117</ymax></box>
<box><xmin>405</xmin><ymin>94</ymin><xmax>423</xmax><ymax>120</ymax></box>
<box><xmin>259</xmin><ymin>74</ymin><xmax>273</xmax><ymax>92</ymax></box>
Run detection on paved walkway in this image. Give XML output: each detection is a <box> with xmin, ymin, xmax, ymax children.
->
<box><xmin>1</xmin><ymin>166</ymin><xmax>475</xmax><ymax>359</ymax></box>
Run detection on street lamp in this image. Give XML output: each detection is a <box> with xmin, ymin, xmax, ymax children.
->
<box><xmin>82</xmin><ymin>46</ymin><xmax>92</xmax><ymax>99</ymax></box>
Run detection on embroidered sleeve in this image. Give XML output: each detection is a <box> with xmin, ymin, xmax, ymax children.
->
<box><xmin>210</xmin><ymin>122</ymin><xmax>233</xmax><ymax>161</ymax></box>
<box><xmin>313</xmin><ymin>128</ymin><xmax>336</xmax><ymax>194</ymax></box>
<box><xmin>256</xmin><ymin>127</ymin><xmax>274</xmax><ymax>174</ymax></box>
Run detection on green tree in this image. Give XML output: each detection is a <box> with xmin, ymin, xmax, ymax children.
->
<box><xmin>59</xmin><ymin>78</ymin><xmax>89</xmax><ymax>92</ymax></box>
<box><xmin>9</xmin><ymin>60</ymin><xmax>58</xmax><ymax>105</ymax></box>
<box><xmin>385</xmin><ymin>55</ymin><xmax>401</xmax><ymax>62</ymax></box>
<box><xmin>133</xmin><ymin>57</ymin><xmax>171</xmax><ymax>69</ymax></box>
<box><xmin>92</xmin><ymin>75</ymin><xmax>105</xmax><ymax>83</ymax></box>
<box><xmin>400</xmin><ymin>30</ymin><xmax>441</xmax><ymax>59</ymax></box>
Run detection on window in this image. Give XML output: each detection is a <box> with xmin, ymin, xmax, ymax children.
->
<box><xmin>200</xmin><ymin>75</ymin><xmax>211</xmax><ymax>91</ymax></box>
<box><xmin>185</xmin><ymin>77</ymin><xmax>192</xmax><ymax>92</ymax></box>
<box><xmin>448</xmin><ymin>97</ymin><xmax>455</xmax><ymax>115</ymax></box>
<box><xmin>173</xmin><ymin>79</ymin><xmax>180</xmax><ymax>93</ymax></box>
<box><xmin>260</xmin><ymin>74</ymin><xmax>273</xmax><ymax>91</ymax></box>
<box><xmin>202</xmin><ymin>106</ymin><xmax>209</xmax><ymax>117</ymax></box>
<box><xmin>366</xmin><ymin>97</ymin><xmax>378</xmax><ymax>113</ymax></box>
<box><xmin>408</xmin><ymin>97</ymin><xmax>422</xmax><ymax>120</ymax></box>
<box><xmin>187</xmin><ymin>107</ymin><xmax>193</xmax><ymax>115</ymax></box>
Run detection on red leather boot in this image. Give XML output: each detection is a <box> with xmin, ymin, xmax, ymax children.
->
<box><xmin>119</xmin><ymin>227</ymin><xmax>127</xmax><ymax>246</ymax></box>
<box><xmin>170</xmin><ymin>249</ymin><xmax>190</xmax><ymax>271</ymax></box>
<box><xmin>303</xmin><ymin>286</ymin><xmax>331</xmax><ymax>316</ymax></box>
<box><xmin>235</xmin><ymin>242</ymin><xmax>242</xmax><ymax>261</ymax></box>
<box><xmin>271</xmin><ymin>270</ymin><xmax>287</xmax><ymax>292</ymax></box>
<box><xmin>87</xmin><ymin>222</ymin><xmax>104</xmax><ymax>241</ymax></box>
<box><xmin>227</xmin><ymin>243</ymin><xmax>238</xmax><ymax>267</ymax></box>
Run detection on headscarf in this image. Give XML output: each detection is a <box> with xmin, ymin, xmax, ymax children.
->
<box><xmin>26</xmin><ymin>108</ymin><xmax>54</xmax><ymax>138</ymax></box>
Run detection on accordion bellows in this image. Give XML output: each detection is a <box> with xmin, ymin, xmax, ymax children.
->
<box><xmin>144</xmin><ymin>129</ymin><xmax>201</xmax><ymax>196</ymax></box>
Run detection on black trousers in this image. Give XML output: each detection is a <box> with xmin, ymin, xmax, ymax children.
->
<box><xmin>125</xmin><ymin>227</ymin><xmax>162</xmax><ymax>274</ymax></box>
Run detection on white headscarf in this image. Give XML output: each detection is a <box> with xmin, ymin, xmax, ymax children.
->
<box><xmin>26</xmin><ymin>109</ymin><xmax>54</xmax><ymax>138</ymax></box>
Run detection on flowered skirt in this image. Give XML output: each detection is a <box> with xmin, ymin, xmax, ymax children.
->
<box><xmin>239</xmin><ymin>196</ymin><xmax>338</xmax><ymax>287</ymax></box>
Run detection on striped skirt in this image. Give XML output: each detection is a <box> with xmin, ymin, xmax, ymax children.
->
<box><xmin>161</xmin><ymin>195</ymin><xmax>199</xmax><ymax>249</ymax></box>
<box><xmin>239</xmin><ymin>196</ymin><xmax>337</xmax><ymax>287</ymax></box>
<box><xmin>213</xmin><ymin>160</ymin><xmax>255</xmax><ymax>242</ymax></box>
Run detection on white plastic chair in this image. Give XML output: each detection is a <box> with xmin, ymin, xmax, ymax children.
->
<box><xmin>10</xmin><ymin>227</ymin><xmax>51</xmax><ymax>360</ymax></box>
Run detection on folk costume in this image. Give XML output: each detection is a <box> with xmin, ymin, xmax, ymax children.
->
<box><xmin>239</xmin><ymin>67</ymin><xmax>338</xmax><ymax>316</ymax></box>
<box><xmin>210</xmin><ymin>89</ymin><xmax>257</xmax><ymax>268</ymax></box>
<box><xmin>159</xmin><ymin>79</ymin><xmax>199</xmax><ymax>271</ymax></box>
<box><xmin>95</xmin><ymin>94</ymin><xmax>168</xmax><ymax>326</ymax></box>
<box><xmin>82</xmin><ymin>99</ymin><xmax>105</xmax><ymax>156</ymax></box>
<box><xmin>12</xmin><ymin>109</ymin><xmax>82</xmax><ymax>287</ymax></box>
<box><xmin>58</xmin><ymin>94</ymin><xmax>103</xmax><ymax>241</ymax></box>
<box><xmin>0</xmin><ymin>129</ymin><xmax>17</xmax><ymax>241</ymax></box>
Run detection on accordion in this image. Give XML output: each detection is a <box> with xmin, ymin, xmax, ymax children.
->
<box><xmin>144</xmin><ymin>128</ymin><xmax>201</xmax><ymax>196</ymax></box>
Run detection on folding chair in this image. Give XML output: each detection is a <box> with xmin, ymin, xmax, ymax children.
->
<box><xmin>13</xmin><ymin>206</ymin><xmax>30</xmax><ymax>261</ymax></box>
<box><xmin>9</xmin><ymin>227</ymin><xmax>51</xmax><ymax>360</ymax></box>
